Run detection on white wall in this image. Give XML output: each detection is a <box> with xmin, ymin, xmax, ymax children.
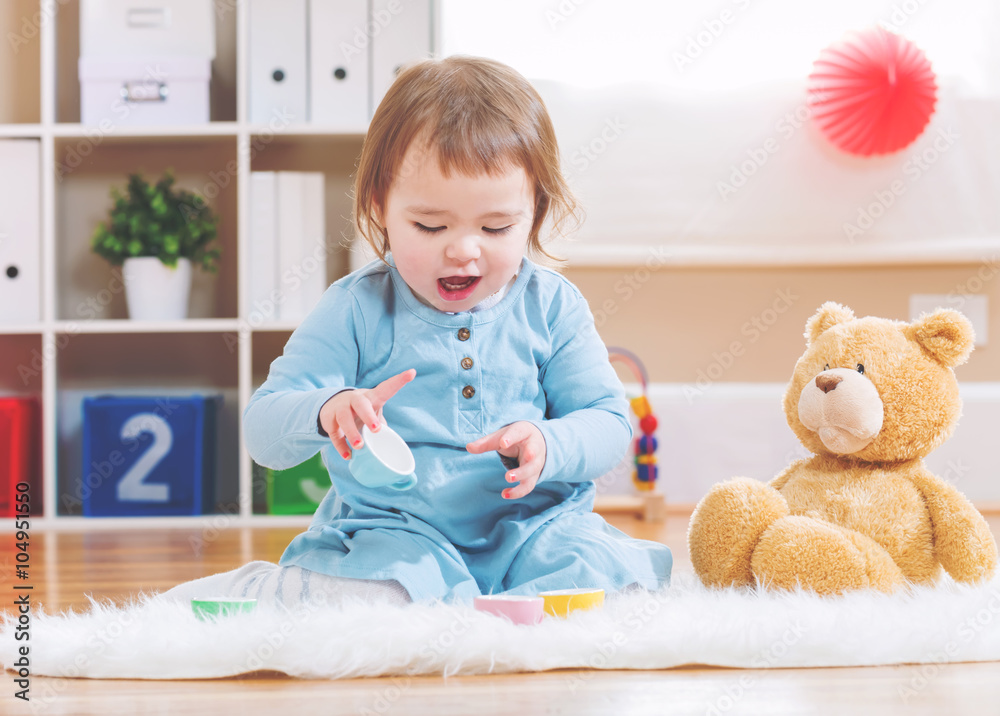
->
<box><xmin>600</xmin><ymin>383</ymin><xmax>1000</xmax><ymax>508</ymax></box>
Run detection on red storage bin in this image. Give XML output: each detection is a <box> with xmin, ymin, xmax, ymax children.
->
<box><xmin>0</xmin><ymin>397</ymin><xmax>41</xmax><ymax>518</ymax></box>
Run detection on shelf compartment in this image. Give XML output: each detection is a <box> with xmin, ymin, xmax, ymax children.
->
<box><xmin>250</xmin><ymin>329</ymin><xmax>293</xmax><ymax>390</ymax></box>
<box><xmin>0</xmin><ymin>333</ymin><xmax>44</xmax><ymax>394</ymax></box>
<box><xmin>53</xmin><ymin>135</ymin><xmax>238</xmax><ymax>322</ymax></box>
<box><xmin>249</xmin><ymin>328</ymin><xmax>337</xmax><ymax>518</ymax></box>
<box><xmin>55</xmin><ymin>331</ymin><xmax>240</xmax><ymax>517</ymax></box>
<box><xmin>55</xmin><ymin>0</ymin><xmax>238</xmax><ymax>124</ymax></box>
<box><xmin>0</xmin><ymin>1</ymin><xmax>42</xmax><ymax>124</ymax></box>
<box><xmin>0</xmin><ymin>334</ymin><xmax>45</xmax><ymax>517</ymax></box>
<box><xmin>249</xmin><ymin>133</ymin><xmax>365</xmax><ymax>287</ymax></box>
<box><xmin>250</xmin><ymin>328</ymin><xmax>297</xmax><ymax>515</ymax></box>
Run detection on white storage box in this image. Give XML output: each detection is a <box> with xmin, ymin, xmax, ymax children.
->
<box><xmin>79</xmin><ymin>56</ymin><xmax>211</xmax><ymax>126</ymax></box>
<box><xmin>80</xmin><ymin>0</ymin><xmax>215</xmax><ymax>59</ymax></box>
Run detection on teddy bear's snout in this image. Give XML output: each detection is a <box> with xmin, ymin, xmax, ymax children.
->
<box><xmin>816</xmin><ymin>374</ymin><xmax>843</xmax><ymax>393</ymax></box>
<box><xmin>797</xmin><ymin>367</ymin><xmax>884</xmax><ymax>455</ymax></box>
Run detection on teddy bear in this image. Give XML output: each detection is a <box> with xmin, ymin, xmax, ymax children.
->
<box><xmin>688</xmin><ymin>301</ymin><xmax>997</xmax><ymax>594</ymax></box>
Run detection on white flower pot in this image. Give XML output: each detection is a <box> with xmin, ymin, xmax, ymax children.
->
<box><xmin>122</xmin><ymin>257</ymin><xmax>192</xmax><ymax>321</ymax></box>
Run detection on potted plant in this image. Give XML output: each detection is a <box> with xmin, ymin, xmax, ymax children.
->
<box><xmin>90</xmin><ymin>171</ymin><xmax>220</xmax><ymax>321</ymax></box>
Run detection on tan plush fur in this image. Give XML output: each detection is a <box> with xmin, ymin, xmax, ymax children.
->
<box><xmin>688</xmin><ymin>302</ymin><xmax>998</xmax><ymax>595</ymax></box>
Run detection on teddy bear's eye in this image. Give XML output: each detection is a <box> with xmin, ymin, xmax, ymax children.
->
<box><xmin>857</xmin><ymin>363</ymin><xmax>865</xmax><ymax>375</ymax></box>
<box><xmin>823</xmin><ymin>363</ymin><xmax>830</xmax><ymax>371</ymax></box>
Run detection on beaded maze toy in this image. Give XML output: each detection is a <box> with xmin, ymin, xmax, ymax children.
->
<box><xmin>604</xmin><ymin>347</ymin><xmax>666</xmax><ymax>521</ymax></box>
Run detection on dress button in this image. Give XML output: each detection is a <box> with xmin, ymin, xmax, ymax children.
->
<box><xmin>457</xmin><ymin>327</ymin><xmax>471</xmax><ymax>341</ymax></box>
<box><xmin>461</xmin><ymin>357</ymin><xmax>474</xmax><ymax>370</ymax></box>
<box><xmin>462</xmin><ymin>385</ymin><xmax>476</xmax><ymax>399</ymax></box>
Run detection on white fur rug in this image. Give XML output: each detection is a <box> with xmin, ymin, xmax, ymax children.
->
<box><xmin>3</xmin><ymin>572</ymin><xmax>999</xmax><ymax>680</ymax></box>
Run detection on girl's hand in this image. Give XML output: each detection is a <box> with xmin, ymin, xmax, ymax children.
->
<box><xmin>466</xmin><ymin>422</ymin><xmax>546</xmax><ymax>499</ymax></box>
<box><xmin>319</xmin><ymin>369</ymin><xmax>416</xmax><ymax>460</ymax></box>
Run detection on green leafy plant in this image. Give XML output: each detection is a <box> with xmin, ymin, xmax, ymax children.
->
<box><xmin>90</xmin><ymin>171</ymin><xmax>221</xmax><ymax>271</ymax></box>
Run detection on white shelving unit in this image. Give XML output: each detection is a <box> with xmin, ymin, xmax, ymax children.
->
<box><xmin>0</xmin><ymin>0</ymin><xmax>439</xmax><ymax>529</ymax></box>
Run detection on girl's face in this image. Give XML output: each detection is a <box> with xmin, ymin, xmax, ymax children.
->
<box><xmin>381</xmin><ymin>141</ymin><xmax>534</xmax><ymax>313</ymax></box>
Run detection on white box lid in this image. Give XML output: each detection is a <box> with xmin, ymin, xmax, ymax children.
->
<box><xmin>79</xmin><ymin>56</ymin><xmax>211</xmax><ymax>81</ymax></box>
<box><xmin>80</xmin><ymin>0</ymin><xmax>216</xmax><ymax>60</ymax></box>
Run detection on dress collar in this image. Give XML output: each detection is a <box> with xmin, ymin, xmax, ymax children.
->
<box><xmin>386</xmin><ymin>255</ymin><xmax>535</xmax><ymax>327</ymax></box>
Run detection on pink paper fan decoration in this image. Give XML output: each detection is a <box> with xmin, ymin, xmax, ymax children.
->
<box><xmin>808</xmin><ymin>26</ymin><xmax>937</xmax><ymax>157</ymax></box>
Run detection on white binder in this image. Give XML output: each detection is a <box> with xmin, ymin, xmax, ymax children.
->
<box><xmin>275</xmin><ymin>172</ymin><xmax>327</xmax><ymax>321</ymax></box>
<box><xmin>308</xmin><ymin>0</ymin><xmax>369</xmax><ymax>130</ymax></box>
<box><xmin>298</xmin><ymin>173</ymin><xmax>328</xmax><ymax>314</ymax></box>
<box><xmin>370</xmin><ymin>0</ymin><xmax>433</xmax><ymax>116</ymax></box>
<box><xmin>249</xmin><ymin>0</ymin><xmax>308</xmax><ymax>124</ymax></box>
<box><xmin>0</xmin><ymin>140</ymin><xmax>41</xmax><ymax>327</ymax></box>
<box><xmin>248</xmin><ymin>172</ymin><xmax>278</xmax><ymax>321</ymax></box>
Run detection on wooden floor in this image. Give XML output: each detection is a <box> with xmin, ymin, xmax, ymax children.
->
<box><xmin>4</xmin><ymin>509</ymin><xmax>1000</xmax><ymax>715</ymax></box>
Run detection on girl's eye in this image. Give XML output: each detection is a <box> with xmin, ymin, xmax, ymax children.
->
<box><xmin>483</xmin><ymin>225</ymin><xmax>514</xmax><ymax>235</ymax></box>
<box><xmin>414</xmin><ymin>223</ymin><xmax>445</xmax><ymax>234</ymax></box>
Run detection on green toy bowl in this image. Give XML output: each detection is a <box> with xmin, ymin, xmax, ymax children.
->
<box><xmin>191</xmin><ymin>598</ymin><xmax>257</xmax><ymax>620</ymax></box>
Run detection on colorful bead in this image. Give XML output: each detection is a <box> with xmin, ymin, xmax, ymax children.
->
<box><xmin>633</xmin><ymin>478</ymin><xmax>655</xmax><ymax>492</ymax></box>
<box><xmin>639</xmin><ymin>414</ymin><xmax>658</xmax><ymax>434</ymax></box>
<box><xmin>630</xmin><ymin>396</ymin><xmax>652</xmax><ymax>419</ymax></box>
<box><xmin>628</xmin><ymin>388</ymin><xmax>659</xmax><ymax>492</ymax></box>
<box><xmin>635</xmin><ymin>463</ymin><xmax>657</xmax><ymax>483</ymax></box>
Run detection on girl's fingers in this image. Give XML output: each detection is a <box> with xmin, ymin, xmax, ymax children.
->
<box><xmin>466</xmin><ymin>428</ymin><xmax>504</xmax><ymax>454</ymax></box>
<box><xmin>501</xmin><ymin>436</ymin><xmax>545</xmax><ymax>498</ymax></box>
<box><xmin>336</xmin><ymin>404</ymin><xmax>364</xmax><ymax>451</ymax></box>
<box><xmin>497</xmin><ymin>422</ymin><xmax>533</xmax><ymax>450</ymax></box>
<box><xmin>503</xmin><ymin>472</ymin><xmax>539</xmax><ymax>500</ymax></box>
<box><xmin>468</xmin><ymin>422</ymin><xmax>534</xmax><ymax>454</ymax></box>
<box><xmin>329</xmin><ymin>431</ymin><xmax>351</xmax><ymax>460</ymax></box>
<box><xmin>517</xmin><ymin>448</ymin><xmax>535</xmax><ymax>466</ymax></box>
<box><xmin>368</xmin><ymin>369</ymin><xmax>417</xmax><ymax>411</ymax></box>
<box><xmin>351</xmin><ymin>393</ymin><xmax>381</xmax><ymax>432</ymax></box>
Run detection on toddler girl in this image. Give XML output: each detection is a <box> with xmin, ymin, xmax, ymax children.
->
<box><xmin>161</xmin><ymin>55</ymin><xmax>672</xmax><ymax>609</ymax></box>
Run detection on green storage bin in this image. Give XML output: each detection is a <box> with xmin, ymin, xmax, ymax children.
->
<box><xmin>265</xmin><ymin>453</ymin><xmax>331</xmax><ymax>515</ymax></box>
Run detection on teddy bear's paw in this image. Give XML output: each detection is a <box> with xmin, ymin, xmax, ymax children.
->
<box><xmin>688</xmin><ymin>477</ymin><xmax>789</xmax><ymax>588</ymax></box>
<box><xmin>840</xmin><ymin>529</ymin><xmax>908</xmax><ymax>593</ymax></box>
<box><xmin>751</xmin><ymin>516</ymin><xmax>904</xmax><ymax>595</ymax></box>
<box><xmin>943</xmin><ymin>542</ymin><xmax>999</xmax><ymax>586</ymax></box>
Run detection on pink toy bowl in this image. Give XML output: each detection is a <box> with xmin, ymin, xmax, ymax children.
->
<box><xmin>473</xmin><ymin>595</ymin><xmax>545</xmax><ymax>625</ymax></box>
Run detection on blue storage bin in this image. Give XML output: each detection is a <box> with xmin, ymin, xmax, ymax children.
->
<box><xmin>81</xmin><ymin>394</ymin><xmax>221</xmax><ymax>517</ymax></box>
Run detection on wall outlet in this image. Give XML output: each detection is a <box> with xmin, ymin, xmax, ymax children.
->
<box><xmin>910</xmin><ymin>294</ymin><xmax>988</xmax><ymax>347</ymax></box>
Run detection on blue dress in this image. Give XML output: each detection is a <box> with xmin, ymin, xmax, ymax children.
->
<box><xmin>244</xmin><ymin>257</ymin><xmax>672</xmax><ymax>602</ymax></box>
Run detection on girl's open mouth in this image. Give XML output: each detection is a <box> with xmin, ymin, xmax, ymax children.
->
<box><xmin>437</xmin><ymin>276</ymin><xmax>481</xmax><ymax>301</ymax></box>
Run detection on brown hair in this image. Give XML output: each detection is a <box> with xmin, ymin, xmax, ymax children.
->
<box><xmin>353</xmin><ymin>55</ymin><xmax>580</xmax><ymax>264</ymax></box>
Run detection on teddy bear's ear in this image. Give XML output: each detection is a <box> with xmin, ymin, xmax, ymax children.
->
<box><xmin>805</xmin><ymin>302</ymin><xmax>855</xmax><ymax>345</ymax></box>
<box><xmin>906</xmin><ymin>309</ymin><xmax>975</xmax><ymax>367</ymax></box>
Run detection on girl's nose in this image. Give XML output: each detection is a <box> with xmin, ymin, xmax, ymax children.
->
<box><xmin>445</xmin><ymin>233</ymin><xmax>481</xmax><ymax>262</ymax></box>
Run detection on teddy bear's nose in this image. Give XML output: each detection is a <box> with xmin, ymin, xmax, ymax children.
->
<box><xmin>816</xmin><ymin>374</ymin><xmax>843</xmax><ymax>393</ymax></box>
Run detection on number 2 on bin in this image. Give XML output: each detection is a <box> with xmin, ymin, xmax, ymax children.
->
<box><xmin>116</xmin><ymin>412</ymin><xmax>173</xmax><ymax>503</ymax></box>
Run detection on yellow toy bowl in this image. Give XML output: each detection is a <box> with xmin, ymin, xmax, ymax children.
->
<box><xmin>538</xmin><ymin>588</ymin><xmax>605</xmax><ymax>617</ymax></box>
